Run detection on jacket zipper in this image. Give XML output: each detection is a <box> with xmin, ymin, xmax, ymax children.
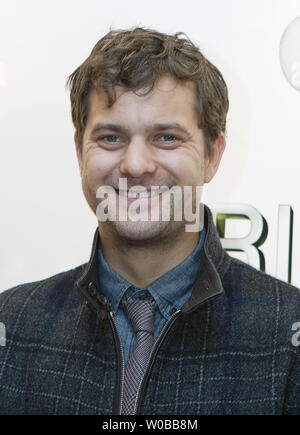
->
<box><xmin>107</xmin><ymin>291</ymin><xmax>223</xmax><ymax>415</ymax></box>
<box><xmin>132</xmin><ymin>309</ymin><xmax>182</xmax><ymax>415</ymax></box>
<box><xmin>108</xmin><ymin>308</ymin><xmax>181</xmax><ymax>415</ymax></box>
<box><xmin>132</xmin><ymin>291</ymin><xmax>224</xmax><ymax>414</ymax></box>
<box><xmin>107</xmin><ymin>311</ymin><xmax>125</xmax><ymax>415</ymax></box>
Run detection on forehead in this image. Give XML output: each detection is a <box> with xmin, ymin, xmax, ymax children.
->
<box><xmin>86</xmin><ymin>76</ymin><xmax>198</xmax><ymax>130</ymax></box>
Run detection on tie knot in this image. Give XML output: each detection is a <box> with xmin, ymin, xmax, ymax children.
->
<box><xmin>122</xmin><ymin>293</ymin><xmax>156</xmax><ymax>334</ymax></box>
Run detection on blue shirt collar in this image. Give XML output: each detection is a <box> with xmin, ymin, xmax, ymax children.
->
<box><xmin>98</xmin><ymin>228</ymin><xmax>206</xmax><ymax>320</ymax></box>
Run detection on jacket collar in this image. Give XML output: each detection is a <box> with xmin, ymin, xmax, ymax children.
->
<box><xmin>75</xmin><ymin>205</ymin><xmax>230</xmax><ymax>318</ymax></box>
<box><xmin>181</xmin><ymin>205</ymin><xmax>231</xmax><ymax>312</ymax></box>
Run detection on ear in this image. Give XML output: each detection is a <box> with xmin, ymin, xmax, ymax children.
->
<box><xmin>74</xmin><ymin>132</ymin><xmax>83</xmax><ymax>177</ymax></box>
<box><xmin>204</xmin><ymin>133</ymin><xmax>226</xmax><ymax>183</ymax></box>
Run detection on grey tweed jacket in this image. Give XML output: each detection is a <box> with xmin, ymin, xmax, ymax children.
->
<box><xmin>0</xmin><ymin>206</ymin><xmax>299</xmax><ymax>415</ymax></box>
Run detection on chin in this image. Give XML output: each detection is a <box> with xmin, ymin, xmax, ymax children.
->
<box><xmin>109</xmin><ymin>219</ymin><xmax>171</xmax><ymax>242</ymax></box>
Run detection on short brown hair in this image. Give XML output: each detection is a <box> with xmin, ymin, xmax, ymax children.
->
<box><xmin>67</xmin><ymin>27</ymin><xmax>229</xmax><ymax>154</ymax></box>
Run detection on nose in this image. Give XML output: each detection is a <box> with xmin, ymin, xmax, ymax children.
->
<box><xmin>119</xmin><ymin>137</ymin><xmax>156</xmax><ymax>178</ymax></box>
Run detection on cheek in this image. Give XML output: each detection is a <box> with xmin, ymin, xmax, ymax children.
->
<box><xmin>81</xmin><ymin>157</ymin><xmax>104</xmax><ymax>194</ymax></box>
<box><xmin>167</xmin><ymin>153</ymin><xmax>204</xmax><ymax>185</ymax></box>
<box><xmin>82</xmin><ymin>151</ymin><xmax>116</xmax><ymax>185</ymax></box>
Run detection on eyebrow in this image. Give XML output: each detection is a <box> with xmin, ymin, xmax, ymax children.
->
<box><xmin>90</xmin><ymin>122</ymin><xmax>191</xmax><ymax>136</ymax></box>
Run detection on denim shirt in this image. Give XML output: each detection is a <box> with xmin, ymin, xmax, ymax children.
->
<box><xmin>98</xmin><ymin>229</ymin><xmax>206</xmax><ymax>364</ymax></box>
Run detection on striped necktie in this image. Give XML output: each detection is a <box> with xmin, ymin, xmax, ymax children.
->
<box><xmin>121</xmin><ymin>293</ymin><xmax>156</xmax><ymax>415</ymax></box>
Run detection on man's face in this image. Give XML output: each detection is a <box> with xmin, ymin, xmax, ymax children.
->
<box><xmin>76</xmin><ymin>75</ymin><xmax>224</xmax><ymax>242</ymax></box>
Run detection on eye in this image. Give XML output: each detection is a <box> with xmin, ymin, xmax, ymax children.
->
<box><xmin>161</xmin><ymin>135</ymin><xmax>177</xmax><ymax>141</ymax></box>
<box><xmin>154</xmin><ymin>134</ymin><xmax>182</xmax><ymax>147</ymax></box>
<box><xmin>96</xmin><ymin>135</ymin><xmax>125</xmax><ymax>148</ymax></box>
<box><xmin>99</xmin><ymin>135</ymin><xmax>120</xmax><ymax>143</ymax></box>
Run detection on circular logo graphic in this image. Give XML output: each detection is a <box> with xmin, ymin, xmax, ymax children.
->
<box><xmin>280</xmin><ymin>16</ymin><xmax>300</xmax><ymax>91</ymax></box>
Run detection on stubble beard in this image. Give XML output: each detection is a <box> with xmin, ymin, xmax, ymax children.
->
<box><xmin>100</xmin><ymin>194</ymin><xmax>186</xmax><ymax>245</ymax></box>
<box><xmin>105</xmin><ymin>218</ymin><xmax>180</xmax><ymax>243</ymax></box>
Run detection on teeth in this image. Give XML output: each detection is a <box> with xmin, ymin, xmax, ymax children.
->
<box><xmin>128</xmin><ymin>191</ymin><xmax>140</xmax><ymax>198</ymax></box>
<box><xmin>151</xmin><ymin>190</ymin><xmax>160</xmax><ymax>197</ymax></box>
<box><xmin>139</xmin><ymin>191</ymin><xmax>150</xmax><ymax>198</ymax></box>
<box><xmin>117</xmin><ymin>189</ymin><xmax>168</xmax><ymax>198</ymax></box>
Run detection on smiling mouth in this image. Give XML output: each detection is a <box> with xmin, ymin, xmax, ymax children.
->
<box><xmin>115</xmin><ymin>187</ymin><xmax>169</xmax><ymax>199</ymax></box>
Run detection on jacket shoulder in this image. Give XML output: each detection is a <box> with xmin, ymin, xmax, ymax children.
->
<box><xmin>227</xmin><ymin>255</ymin><xmax>300</xmax><ymax>293</ymax></box>
<box><xmin>223</xmin><ymin>255</ymin><xmax>300</xmax><ymax>322</ymax></box>
<box><xmin>0</xmin><ymin>264</ymin><xmax>87</xmax><ymax>322</ymax></box>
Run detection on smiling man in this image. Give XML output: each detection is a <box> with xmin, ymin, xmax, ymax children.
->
<box><xmin>76</xmin><ymin>75</ymin><xmax>224</xmax><ymax>287</ymax></box>
<box><xmin>0</xmin><ymin>27</ymin><xmax>299</xmax><ymax>415</ymax></box>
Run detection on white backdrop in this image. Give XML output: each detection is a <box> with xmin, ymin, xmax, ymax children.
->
<box><xmin>1</xmin><ymin>0</ymin><xmax>300</xmax><ymax>291</ymax></box>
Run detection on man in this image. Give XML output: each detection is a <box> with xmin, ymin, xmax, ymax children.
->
<box><xmin>0</xmin><ymin>27</ymin><xmax>299</xmax><ymax>415</ymax></box>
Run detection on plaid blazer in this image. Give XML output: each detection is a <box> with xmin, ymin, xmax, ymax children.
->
<box><xmin>0</xmin><ymin>206</ymin><xmax>299</xmax><ymax>415</ymax></box>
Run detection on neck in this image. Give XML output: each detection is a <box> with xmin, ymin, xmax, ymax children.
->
<box><xmin>98</xmin><ymin>223</ymin><xmax>200</xmax><ymax>288</ymax></box>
